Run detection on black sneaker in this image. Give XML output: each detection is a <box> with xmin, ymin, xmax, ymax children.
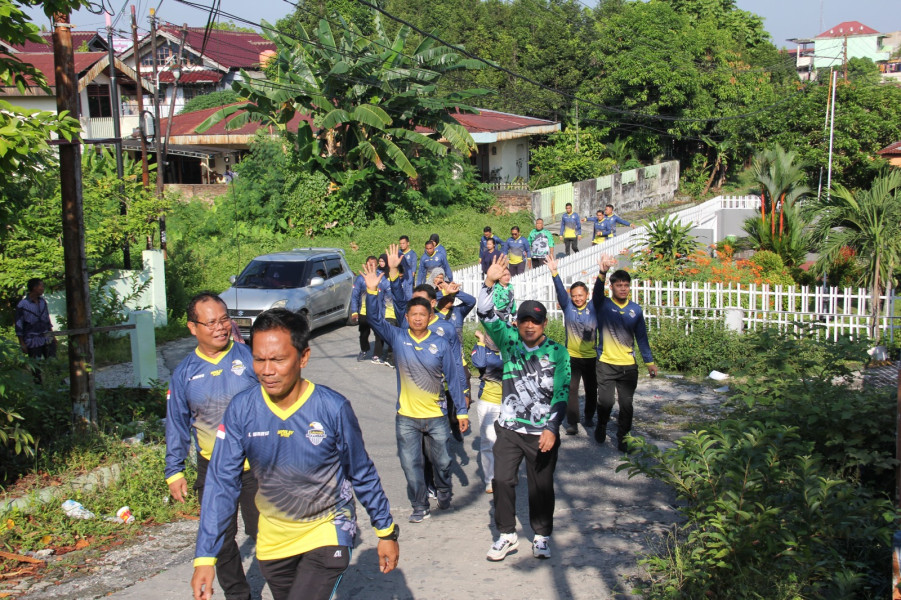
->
<box><xmin>436</xmin><ymin>492</ymin><xmax>451</xmax><ymax>510</ymax></box>
<box><xmin>409</xmin><ymin>508</ymin><xmax>430</xmax><ymax>523</ymax></box>
<box><xmin>565</xmin><ymin>425</ymin><xmax>578</xmax><ymax>436</ymax></box>
<box><xmin>356</xmin><ymin>352</ymin><xmax>368</xmax><ymax>362</ymax></box>
<box><xmin>618</xmin><ymin>438</ymin><xmax>632</xmax><ymax>453</ymax></box>
<box><xmin>594</xmin><ymin>426</ymin><xmax>607</xmax><ymax>444</ymax></box>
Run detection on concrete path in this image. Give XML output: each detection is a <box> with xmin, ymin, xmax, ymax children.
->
<box><xmin>23</xmin><ymin>321</ymin><xmax>687</xmax><ymax>600</ymax></box>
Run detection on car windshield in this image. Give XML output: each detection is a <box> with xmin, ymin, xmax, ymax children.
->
<box><xmin>234</xmin><ymin>260</ymin><xmax>307</xmax><ymax>289</ymax></box>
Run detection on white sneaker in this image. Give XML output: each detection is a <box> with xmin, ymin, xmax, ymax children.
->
<box><xmin>486</xmin><ymin>533</ymin><xmax>519</xmax><ymax>561</ymax></box>
<box><xmin>532</xmin><ymin>535</ymin><xmax>551</xmax><ymax>559</ymax></box>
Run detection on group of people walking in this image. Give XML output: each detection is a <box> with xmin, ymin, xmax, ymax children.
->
<box><xmin>163</xmin><ymin>208</ymin><xmax>652</xmax><ymax>600</ymax></box>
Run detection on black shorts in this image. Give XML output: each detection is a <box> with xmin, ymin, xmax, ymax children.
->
<box><xmin>259</xmin><ymin>546</ymin><xmax>351</xmax><ymax>600</ymax></box>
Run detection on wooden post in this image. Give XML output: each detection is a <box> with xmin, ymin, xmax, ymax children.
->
<box><xmin>131</xmin><ymin>6</ymin><xmax>150</xmax><ymax>189</ymax></box>
<box><xmin>52</xmin><ymin>12</ymin><xmax>97</xmax><ymax>429</ymax></box>
<box><xmin>149</xmin><ymin>9</ymin><xmax>163</xmax><ymax>250</ymax></box>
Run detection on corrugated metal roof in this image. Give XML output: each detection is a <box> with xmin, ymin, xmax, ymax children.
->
<box><xmin>8</xmin><ymin>31</ymin><xmax>106</xmax><ymax>53</ymax></box>
<box><xmin>9</xmin><ymin>52</ymin><xmax>106</xmax><ymax>86</ymax></box>
<box><xmin>816</xmin><ymin>21</ymin><xmax>879</xmax><ymax>38</ymax></box>
<box><xmin>877</xmin><ymin>141</ymin><xmax>901</xmax><ymax>156</ymax></box>
<box><xmin>158</xmin><ymin>69</ymin><xmax>223</xmax><ymax>84</ymax></box>
<box><xmin>161</xmin><ymin>104</ymin><xmax>559</xmax><ymax>141</ymax></box>
<box><xmin>158</xmin><ymin>26</ymin><xmax>276</xmax><ymax>70</ymax></box>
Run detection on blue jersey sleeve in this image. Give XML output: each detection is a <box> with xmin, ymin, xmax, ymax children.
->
<box><xmin>416</xmin><ymin>256</ymin><xmax>427</xmax><ymax>285</ymax></box>
<box><xmin>365</xmin><ymin>291</ymin><xmax>400</xmax><ymax>349</ymax></box>
<box><xmin>194</xmin><ymin>398</ymin><xmax>247</xmax><ymax>563</ymax></box>
<box><xmin>633</xmin><ymin>306</ymin><xmax>654</xmax><ymax>364</ymax></box>
<box><xmin>552</xmin><ymin>274</ymin><xmax>572</xmax><ymax>312</ymax></box>
<box><xmin>164</xmin><ymin>367</ymin><xmax>192</xmax><ymax>482</ymax></box>
<box><xmin>440</xmin><ymin>254</ymin><xmax>453</xmax><ymax>283</ymax></box>
<box><xmin>442</xmin><ymin>336</ymin><xmax>467</xmax><ymax>417</ymax></box>
<box><xmin>454</xmin><ymin>291</ymin><xmax>476</xmax><ymax>322</ymax></box>
<box><xmin>336</xmin><ymin>401</ymin><xmax>395</xmax><ymax>534</ymax></box>
<box><xmin>615</xmin><ymin>215</ymin><xmax>632</xmax><ymax>227</ymax></box>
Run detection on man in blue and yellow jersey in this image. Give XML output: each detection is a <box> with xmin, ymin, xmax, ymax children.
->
<box><xmin>166</xmin><ymin>292</ymin><xmax>259</xmax><ymax>600</ymax></box>
<box><xmin>191</xmin><ymin>309</ymin><xmax>399</xmax><ymax>600</ymax></box>
<box><xmin>417</xmin><ymin>239</ymin><xmax>453</xmax><ymax>285</ymax></box>
<box><xmin>350</xmin><ymin>256</ymin><xmax>378</xmax><ymax>361</ymax></box>
<box><xmin>503</xmin><ymin>226</ymin><xmax>531</xmax><ymax>277</ymax></box>
<box><xmin>362</xmin><ymin>258</ymin><xmax>468</xmax><ymax>524</ymax></box>
<box><xmin>545</xmin><ymin>254</ymin><xmax>599</xmax><ymax>437</ymax></box>
<box><xmin>397</xmin><ymin>235</ymin><xmax>418</xmax><ymax>300</ymax></box>
<box><xmin>592</xmin><ymin>254</ymin><xmax>657</xmax><ymax>451</ymax></box>
<box><xmin>558</xmin><ymin>202</ymin><xmax>581</xmax><ymax>256</ymax></box>
<box><xmin>586</xmin><ymin>204</ymin><xmax>635</xmax><ymax>242</ymax></box>
<box><xmin>479</xmin><ymin>254</ymin><xmax>571</xmax><ymax>562</ymax></box>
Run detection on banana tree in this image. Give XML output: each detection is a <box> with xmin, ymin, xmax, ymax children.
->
<box><xmin>198</xmin><ymin>12</ymin><xmax>491</xmax><ymax>186</ymax></box>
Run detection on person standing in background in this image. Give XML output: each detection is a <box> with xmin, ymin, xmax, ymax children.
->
<box><xmin>559</xmin><ymin>203</ymin><xmax>581</xmax><ymax>256</ymax></box>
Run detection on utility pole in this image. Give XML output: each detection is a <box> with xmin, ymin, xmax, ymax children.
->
<box><xmin>105</xmin><ymin>12</ymin><xmax>129</xmax><ymax>269</ymax></box>
<box><xmin>158</xmin><ymin>23</ymin><xmax>187</xmax><ymax>258</ymax></box>
<box><xmin>825</xmin><ymin>69</ymin><xmax>837</xmax><ymax>202</ymax></box>
<box><xmin>131</xmin><ymin>5</ymin><xmax>149</xmax><ymax>189</ymax></box>
<box><xmin>52</xmin><ymin>11</ymin><xmax>96</xmax><ymax>430</ymax></box>
<box><xmin>843</xmin><ymin>35</ymin><xmax>848</xmax><ymax>82</ymax></box>
<box><xmin>149</xmin><ymin>8</ymin><xmax>163</xmax><ymax>251</ymax></box>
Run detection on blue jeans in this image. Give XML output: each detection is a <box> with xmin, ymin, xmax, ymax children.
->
<box><xmin>396</xmin><ymin>414</ymin><xmax>453</xmax><ymax>510</ymax></box>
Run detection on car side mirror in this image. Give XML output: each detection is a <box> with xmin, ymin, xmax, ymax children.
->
<box><xmin>229</xmin><ymin>275</ymin><xmax>237</xmax><ymax>284</ymax></box>
<box><xmin>309</xmin><ymin>276</ymin><xmax>325</xmax><ymax>286</ymax></box>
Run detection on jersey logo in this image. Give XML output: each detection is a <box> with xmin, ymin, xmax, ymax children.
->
<box><xmin>231</xmin><ymin>360</ymin><xmax>246</xmax><ymax>376</ymax></box>
<box><xmin>166</xmin><ymin>389</ymin><xmax>170</xmax><ymax>401</ymax></box>
<box><xmin>277</xmin><ymin>429</ymin><xmax>295</xmax><ymax>438</ymax></box>
<box><xmin>211</xmin><ymin>369</ymin><xmax>223</xmax><ymax>376</ymax></box>
<box><xmin>435</xmin><ymin>326</ymin><xmax>446</xmax><ymax>337</ymax></box>
<box><xmin>333</xmin><ymin>549</ymin><xmax>342</xmax><ymax>558</ymax></box>
<box><xmin>190</xmin><ymin>374</ymin><xmax>205</xmax><ymax>381</ymax></box>
<box><xmin>428</xmin><ymin>343</ymin><xmax>438</xmax><ymax>354</ymax></box>
<box><xmin>305</xmin><ymin>422</ymin><xmax>327</xmax><ymax>446</ymax></box>
<box><xmin>248</xmin><ymin>431</ymin><xmax>269</xmax><ymax>438</ymax></box>
<box><xmin>216</xmin><ymin>424</ymin><xmax>226</xmax><ymax>439</ymax></box>
<box><xmin>629</xmin><ymin>309</ymin><xmax>636</xmax><ymax>318</ymax></box>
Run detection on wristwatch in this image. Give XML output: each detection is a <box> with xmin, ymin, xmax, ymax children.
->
<box><xmin>379</xmin><ymin>524</ymin><xmax>400</xmax><ymax>542</ymax></box>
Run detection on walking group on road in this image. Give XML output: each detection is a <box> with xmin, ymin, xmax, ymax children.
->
<box><xmin>164</xmin><ymin>208</ymin><xmax>653</xmax><ymax>600</ymax></box>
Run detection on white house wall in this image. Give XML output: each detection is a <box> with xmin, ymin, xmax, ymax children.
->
<box><xmin>487</xmin><ymin>138</ymin><xmax>529</xmax><ymax>183</ymax></box>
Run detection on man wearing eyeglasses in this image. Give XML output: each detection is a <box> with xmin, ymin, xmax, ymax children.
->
<box><xmin>166</xmin><ymin>292</ymin><xmax>260</xmax><ymax>600</ymax></box>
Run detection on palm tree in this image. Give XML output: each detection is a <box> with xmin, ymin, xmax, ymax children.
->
<box><xmin>752</xmin><ymin>145</ymin><xmax>809</xmax><ymax>239</ymax></box>
<box><xmin>198</xmin><ymin>12</ymin><xmax>491</xmax><ymax>182</ymax></box>
<box><xmin>807</xmin><ymin>170</ymin><xmax>901</xmax><ymax>341</ymax></box>
<box><xmin>604</xmin><ymin>136</ymin><xmax>638</xmax><ymax>172</ymax></box>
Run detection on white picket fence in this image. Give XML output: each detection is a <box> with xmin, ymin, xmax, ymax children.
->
<box><xmin>449</xmin><ymin>195</ymin><xmax>897</xmax><ymax>340</ymax></box>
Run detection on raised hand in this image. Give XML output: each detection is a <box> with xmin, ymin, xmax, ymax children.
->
<box><xmin>386</xmin><ymin>243</ymin><xmax>402</xmax><ymax>270</ymax></box>
<box><xmin>545</xmin><ymin>253</ymin><xmax>558</xmax><ymax>275</ymax></box>
<box><xmin>484</xmin><ymin>253</ymin><xmax>509</xmax><ymax>286</ymax></box>
<box><xmin>443</xmin><ymin>282</ymin><xmax>461</xmax><ymax>295</ymax></box>
<box><xmin>598</xmin><ymin>253</ymin><xmax>617</xmax><ymax>272</ymax></box>
<box><xmin>362</xmin><ymin>259</ymin><xmax>383</xmax><ymax>291</ymax></box>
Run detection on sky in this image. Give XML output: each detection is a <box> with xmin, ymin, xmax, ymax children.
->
<box><xmin>22</xmin><ymin>0</ymin><xmax>901</xmax><ymax>50</ymax></box>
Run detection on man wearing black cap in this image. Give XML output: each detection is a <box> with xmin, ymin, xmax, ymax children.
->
<box><xmin>477</xmin><ymin>254</ymin><xmax>571</xmax><ymax>562</ymax></box>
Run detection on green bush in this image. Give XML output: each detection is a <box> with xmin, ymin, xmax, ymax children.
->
<box><xmin>621</xmin><ymin>328</ymin><xmax>896</xmax><ymax>599</ymax></box>
<box><xmin>648</xmin><ymin>316</ymin><xmax>748</xmax><ymax>375</ymax></box>
<box><xmin>749</xmin><ymin>249</ymin><xmax>784</xmax><ymax>274</ymax></box>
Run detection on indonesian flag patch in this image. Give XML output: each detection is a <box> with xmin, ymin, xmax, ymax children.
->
<box><xmin>216</xmin><ymin>424</ymin><xmax>226</xmax><ymax>440</ymax></box>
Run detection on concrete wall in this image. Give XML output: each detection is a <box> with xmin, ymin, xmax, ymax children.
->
<box><xmin>535</xmin><ymin>160</ymin><xmax>680</xmax><ymax>220</ymax></box>
<box><xmin>166</xmin><ymin>183</ymin><xmax>230</xmax><ymax>203</ymax></box>
<box><xmin>45</xmin><ymin>250</ymin><xmax>167</xmax><ymax>331</ymax></box>
<box><xmin>718</xmin><ymin>208</ymin><xmax>759</xmax><ymax>240</ymax></box>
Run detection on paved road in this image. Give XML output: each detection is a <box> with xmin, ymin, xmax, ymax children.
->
<box><xmin>28</xmin><ymin>317</ymin><xmax>678</xmax><ymax>600</ymax></box>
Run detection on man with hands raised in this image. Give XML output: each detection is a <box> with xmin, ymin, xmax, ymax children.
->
<box><xmin>592</xmin><ymin>254</ymin><xmax>657</xmax><ymax>451</ymax></box>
